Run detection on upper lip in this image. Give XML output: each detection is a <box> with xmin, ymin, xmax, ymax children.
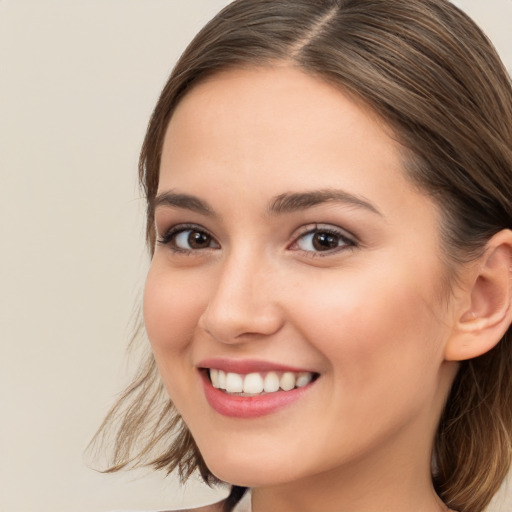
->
<box><xmin>197</xmin><ymin>358</ymin><xmax>317</xmax><ymax>375</ymax></box>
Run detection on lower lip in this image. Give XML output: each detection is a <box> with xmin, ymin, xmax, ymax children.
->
<box><xmin>200</xmin><ymin>371</ymin><xmax>315</xmax><ymax>418</ymax></box>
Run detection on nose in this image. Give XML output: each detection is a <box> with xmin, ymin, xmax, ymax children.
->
<box><xmin>198</xmin><ymin>250</ymin><xmax>284</xmax><ymax>344</ymax></box>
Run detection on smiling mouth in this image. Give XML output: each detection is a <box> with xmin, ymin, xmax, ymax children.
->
<box><xmin>205</xmin><ymin>368</ymin><xmax>320</xmax><ymax>396</ymax></box>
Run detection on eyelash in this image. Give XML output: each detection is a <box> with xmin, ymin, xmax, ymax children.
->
<box><xmin>156</xmin><ymin>223</ymin><xmax>357</xmax><ymax>257</ymax></box>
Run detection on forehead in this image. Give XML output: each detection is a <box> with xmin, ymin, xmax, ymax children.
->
<box><xmin>161</xmin><ymin>66</ymin><xmax>403</xmax><ymax>192</ymax></box>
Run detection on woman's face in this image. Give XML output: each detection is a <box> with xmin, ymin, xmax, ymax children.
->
<box><xmin>144</xmin><ymin>66</ymin><xmax>459</xmax><ymax>487</ymax></box>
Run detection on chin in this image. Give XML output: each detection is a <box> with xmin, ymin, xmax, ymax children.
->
<box><xmin>201</xmin><ymin>448</ymin><xmax>298</xmax><ymax>488</ymax></box>
<box><xmin>209</xmin><ymin>467</ymin><xmax>286</xmax><ymax>488</ymax></box>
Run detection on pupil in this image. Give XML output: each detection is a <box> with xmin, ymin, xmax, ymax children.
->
<box><xmin>189</xmin><ymin>231</ymin><xmax>209</xmax><ymax>248</ymax></box>
<box><xmin>313</xmin><ymin>232</ymin><xmax>338</xmax><ymax>251</ymax></box>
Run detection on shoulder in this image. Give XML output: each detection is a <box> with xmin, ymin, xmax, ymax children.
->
<box><xmin>170</xmin><ymin>500</ymin><xmax>226</xmax><ymax>512</ymax></box>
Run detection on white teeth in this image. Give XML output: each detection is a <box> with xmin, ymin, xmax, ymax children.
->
<box><xmin>210</xmin><ymin>369</ymin><xmax>220</xmax><ymax>388</ymax></box>
<box><xmin>218</xmin><ymin>370</ymin><xmax>227</xmax><ymax>389</ymax></box>
<box><xmin>263</xmin><ymin>372</ymin><xmax>280</xmax><ymax>393</ymax></box>
<box><xmin>225</xmin><ymin>372</ymin><xmax>243</xmax><ymax>393</ymax></box>
<box><xmin>243</xmin><ymin>373</ymin><xmax>264</xmax><ymax>394</ymax></box>
<box><xmin>280</xmin><ymin>372</ymin><xmax>296</xmax><ymax>391</ymax></box>
<box><xmin>209</xmin><ymin>369</ymin><xmax>315</xmax><ymax>395</ymax></box>
<box><xmin>296</xmin><ymin>372</ymin><xmax>313</xmax><ymax>388</ymax></box>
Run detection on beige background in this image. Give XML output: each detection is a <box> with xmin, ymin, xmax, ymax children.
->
<box><xmin>1</xmin><ymin>1</ymin><xmax>511</xmax><ymax>511</ymax></box>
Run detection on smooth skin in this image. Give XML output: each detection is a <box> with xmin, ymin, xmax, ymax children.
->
<box><xmin>144</xmin><ymin>66</ymin><xmax>512</xmax><ymax>512</ymax></box>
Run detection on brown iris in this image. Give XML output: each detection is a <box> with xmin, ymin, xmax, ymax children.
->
<box><xmin>187</xmin><ymin>230</ymin><xmax>212</xmax><ymax>249</ymax></box>
<box><xmin>311</xmin><ymin>232</ymin><xmax>340</xmax><ymax>251</ymax></box>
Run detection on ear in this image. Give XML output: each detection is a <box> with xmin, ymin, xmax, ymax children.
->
<box><xmin>444</xmin><ymin>229</ymin><xmax>512</xmax><ymax>362</ymax></box>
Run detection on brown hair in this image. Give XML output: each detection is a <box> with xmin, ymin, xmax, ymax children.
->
<box><xmin>92</xmin><ymin>1</ymin><xmax>512</xmax><ymax>511</ymax></box>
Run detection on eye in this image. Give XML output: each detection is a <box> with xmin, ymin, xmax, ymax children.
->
<box><xmin>290</xmin><ymin>225</ymin><xmax>356</xmax><ymax>254</ymax></box>
<box><xmin>157</xmin><ymin>225</ymin><xmax>219</xmax><ymax>253</ymax></box>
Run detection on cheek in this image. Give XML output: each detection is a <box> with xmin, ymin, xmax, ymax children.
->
<box><xmin>285</xmin><ymin>268</ymin><xmax>449</xmax><ymax>455</ymax></box>
<box><xmin>143</xmin><ymin>261</ymin><xmax>215</xmax><ymax>417</ymax></box>
<box><xmin>143</xmin><ymin>262</ymin><xmax>206</xmax><ymax>368</ymax></box>
<box><xmin>289</xmin><ymin>264</ymin><xmax>446</xmax><ymax>393</ymax></box>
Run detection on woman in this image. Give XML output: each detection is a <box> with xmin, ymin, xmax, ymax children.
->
<box><xmin>94</xmin><ymin>1</ymin><xmax>512</xmax><ymax>511</ymax></box>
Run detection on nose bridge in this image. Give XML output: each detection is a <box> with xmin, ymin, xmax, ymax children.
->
<box><xmin>199</xmin><ymin>244</ymin><xmax>282</xmax><ymax>342</ymax></box>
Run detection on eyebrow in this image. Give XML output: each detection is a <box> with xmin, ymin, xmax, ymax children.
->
<box><xmin>152</xmin><ymin>191</ymin><xmax>215</xmax><ymax>216</ymax></box>
<box><xmin>152</xmin><ymin>188</ymin><xmax>381</xmax><ymax>217</ymax></box>
<box><xmin>268</xmin><ymin>189</ymin><xmax>382</xmax><ymax>216</ymax></box>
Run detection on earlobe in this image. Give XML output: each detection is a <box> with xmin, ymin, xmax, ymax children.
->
<box><xmin>444</xmin><ymin>229</ymin><xmax>512</xmax><ymax>362</ymax></box>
